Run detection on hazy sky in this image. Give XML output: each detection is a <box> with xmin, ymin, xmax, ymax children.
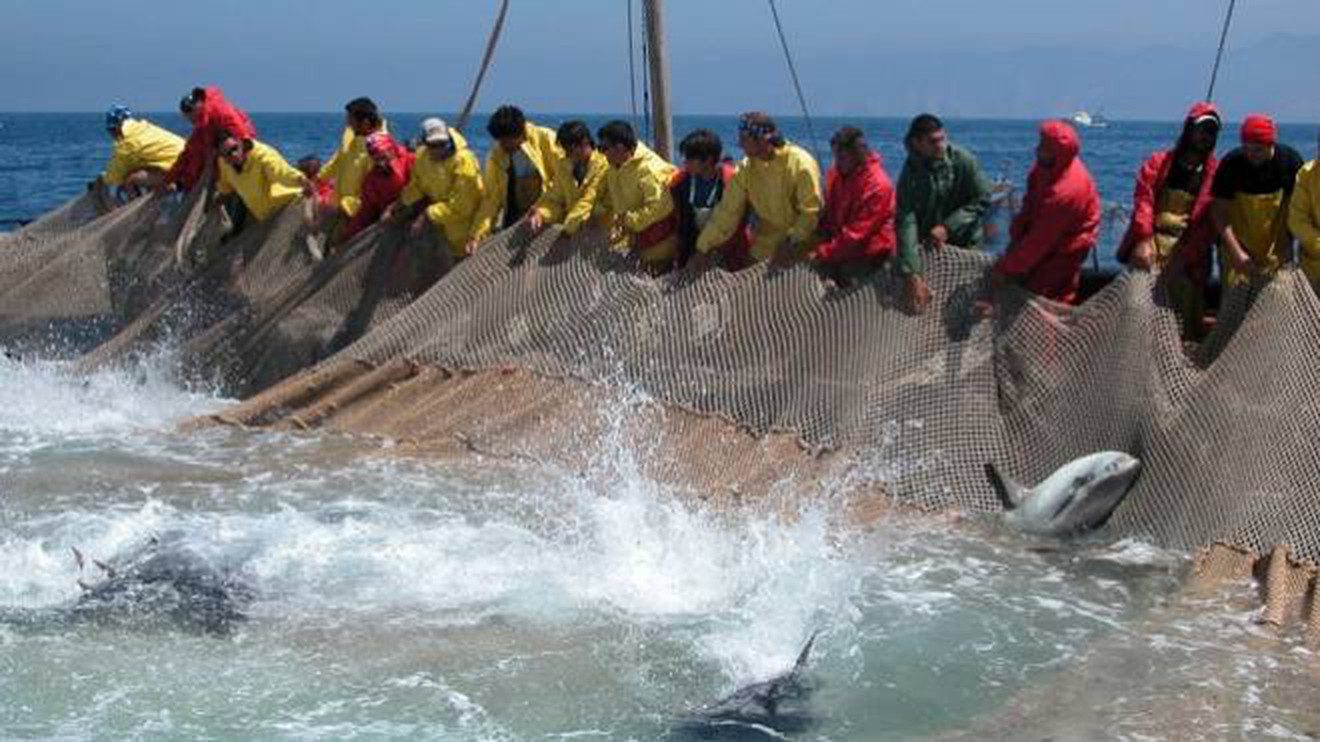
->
<box><xmin>2</xmin><ymin>0</ymin><xmax>1318</xmax><ymax>120</ymax></box>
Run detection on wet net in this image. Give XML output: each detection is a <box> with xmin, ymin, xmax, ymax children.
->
<box><xmin>4</xmin><ymin>193</ymin><xmax>1320</xmax><ymax>624</ymax></box>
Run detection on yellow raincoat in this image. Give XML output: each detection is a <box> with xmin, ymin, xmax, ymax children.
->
<box><xmin>217</xmin><ymin>140</ymin><xmax>305</xmax><ymax>222</ymax></box>
<box><xmin>320</xmin><ymin>121</ymin><xmax>388</xmax><ymax>218</ymax></box>
<box><xmin>398</xmin><ymin>130</ymin><xmax>484</xmax><ymax>258</ymax></box>
<box><xmin>103</xmin><ymin>119</ymin><xmax>185</xmax><ymax>186</ymax></box>
<box><xmin>1289</xmin><ymin>159</ymin><xmax>1320</xmax><ymax>285</ymax></box>
<box><xmin>472</xmin><ymin>122</ymin><xmax>562</xmax><ymax>241</ymax></box>
<box><xmin>534</xmin><ymin>149</ymin><xmax>608</xmax><ymax>236</ymax></box>
<box><xmin>596</xmin><ymin>143</ymin><xmax>678</xmax><ymax>266</ymax></box>
<box><xmin>696</xmin><ymin>141</ymin><xmax>822</xmax><ymax>262</ymax></box>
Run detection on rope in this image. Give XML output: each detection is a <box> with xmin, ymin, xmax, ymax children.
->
<box><xmin>640</xmin><ymin>9</ymin><xmax>652</xmax><ymax>144</ymax></box>
<box><xmin>1206</xmin><ymin>0</ymin><xmax>1237</xmax><ymax>101</ymax></box>
<box><xmin>626</xmin><ymin>0</ymin><xmax>639</xmax><ymax>130</ymax></box>
<box><xmin>456</xmin><ymin>0</ymin><xmax>511</xmax><ymax>133</ymax></box>
<box><xmin>767</xmin><ymin>0</ymin><xmax>819</xmax><ymax>158</ymax></box>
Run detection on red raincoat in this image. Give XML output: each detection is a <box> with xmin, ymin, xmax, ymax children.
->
<box><xmin>1116</xmin><ymin>101</ymin><xmax>1220</xmax><ymax>280</ymax></box>
<box><xmin>816</xmin><ymin>150</ymin><xmax>897</xmax><ymax>263</ymax></box>
<box><xmin>343</xmin><ymin>139</ymin><xmax>414</xmax><ymax>239</ymax></box>
<box><xmin>166</xmin><ymin>87</ymin><xmax>258</xmax><ymax>191</ymax></box>
<box><xmin>671</xmin><ymin>162</ymin><xmax>751</xmax><ymax>268</ymax></box>
<box><xmin>994</xmin><ymin>121</ymin><xmax>1101</xmax><ymax>304</ymax></box>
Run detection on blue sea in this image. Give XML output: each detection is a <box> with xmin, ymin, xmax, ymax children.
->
<box><xmin>2</xmin><ymin>112</ymin><xmax>1315</xmax><ymax>266</ymax></box>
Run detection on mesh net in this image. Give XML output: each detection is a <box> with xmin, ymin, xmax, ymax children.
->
<box><xmin>5</xmin><ymin>193</ymin><xmax>1320</xmax><ymax>621</ymax></box>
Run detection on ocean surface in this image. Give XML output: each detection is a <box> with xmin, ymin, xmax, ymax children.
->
<box><xmin>1</xmin><ymin>112</ymin><xmax>1316</xmax><ymax>267</ymax></box>
<box><xmin>2</xmin><ymin>114</ymin><xmax>1320</xmax><ymax>739</ymax></box>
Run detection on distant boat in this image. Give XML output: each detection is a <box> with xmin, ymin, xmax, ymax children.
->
<box><xmin>1071</xmin><ymin>110</ymin><xmax>1111</xmax><ymax>129</ymax></box>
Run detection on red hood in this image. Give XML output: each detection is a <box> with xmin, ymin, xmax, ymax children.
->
<box><xmin>1038</xmin><ymin>120</ymin><xmax>1080</xmax><ymax>174</ymax></box>
<box><xmin>1185</xmin><ymin>101</ymin><xmax>1220</xmax><ymax>125</ymax></box>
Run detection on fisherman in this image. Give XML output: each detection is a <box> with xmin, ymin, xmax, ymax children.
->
<box><xmin>468</xmin><ymin>105</ymin><xmax>562</xmax><ymax>253</ymax></box>
<box><xmin>988</xmin><ymin>120</ymin><xmax>1100</xmax><ymax>304</ymax></box>
<box><xmin>811</xmin><ymin>126</ymin><xmax>897</xmax><ymax>286</ymax></box>
<box><xmin>695</xmin><ymin>112</ymin><xmax>822</xmax><ymax>267</ymax></box>
<box><xmin>340</xmin><ymin>132</ymin><xmax>414</xmax><ymax>241</ymax></box>
<box><xmin>1117</xmin><ymin>102</ymin><xmax>1222</xmax><ymax>339</ymax></box>
<box><xmin>295</xmin><ymin>155</ymin><xmax>335</xmax><ymax>207</ymax></box>
<box><xmin>91</xmin><ymin>105</ymin><xmax>184</xmax><ymax>201</ymax></box>
<box><xmin>389</xmin><ymin>118</ymin><xmax>484</xmax><ymax>262</ymax></box>
<box><xmin>672</xmin><ymin>129</ymin><xmax>750</xmax><ymax>271</ymax></box>
<box><xmin>214</xmin><ymin>132</ymin><xmax>306</xmax><ymax>228</ymax></box>
<box><xmin>1287</xmin><ymin>129</ymin><xmax>1320</xmax><ymax>292</ymax></box>
<box><xmin>526</xmin><ymin>120</ymin><xmax>608</xmax><ymax>238</ymax></box>
<box><xmin>164</xmin><ymin>86</ymin><xmax>257</xmax><ymax>193</ymax></box>
<box><xmin>315</xmin><ymin>97</ymin><xmax>388</xmax><ymax>226</ymax></box>
<box><xmin>1212</xmin><ymin>114</ymin><xmax>1305</xmax><ymax>288</ymax></box>
<box><xmin>594</xmin><ymin>120</ymin><xmax>680</xmax><ymax>275</ymax></box>
<box><xmin>895</xmin><ymin>114</ymin><xmax>993</xmax><ymax>313</ymax></box>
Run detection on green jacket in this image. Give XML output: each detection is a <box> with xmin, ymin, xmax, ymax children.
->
<box><xmin>895</xmin><ymin>143</ymin><xmax>992</xmax><ymax>275</ymax></box>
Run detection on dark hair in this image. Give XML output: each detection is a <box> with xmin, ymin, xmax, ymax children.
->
<box><xmin>487</xmin><ymin>105</ymin><xmax>527</xmax><ymax>139</ymax></box>
<box><xmin>345</xmin><ymin>97</ymin><xmax>380</xmax><ymax>126</ymax></box>
<box><xmin>597</xmin><ymin>120</ymin><xmax>638</xmax><ymax>150</ymax></box>
<box><xmin>296</xmin><ymin>155</ymin><xmax>322</xmax><ymax>168</ymax></box>
<box><xmin>905</xmin><ymin>113</ymin><xmax>944</xmax><ymax>143</ymax></box>
<box><xmin>179</xmin><ymin>87</ymin><xmax>205</xmax><ymax>114</ymax></box>
<box><xmin>556</xmin><ymin>120</ymin><xmax>593</xmax><ymax>149</ymax></box>
<box><xmin>830</xmin><ymin>126</ymin><xmax>868</xmax><ymax>153</ymax></box>
<box><xmin>679</xmin><ymin>129</ymin><xmax>723</xmax><ymax>162</ymax></box>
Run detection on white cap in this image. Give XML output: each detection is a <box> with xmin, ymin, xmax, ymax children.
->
<box><xmin>420</xmin><ymin>117</ymin><xmax>452</xmax><ymax>145</ymax></box>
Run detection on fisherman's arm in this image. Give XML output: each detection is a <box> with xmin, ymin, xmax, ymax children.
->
<box><xmin>695</xmin><ymin>175</ymin><xmax>747</xmax><ymax>254</ymax></box>
<box><xmin>562</xmin><ymin>163</ymin><xmax>607</xmax><ymax>235</ymax></box>
<box><xmin>622</xmin><ymin>172</ymin><xmax>675</xmax><ymax>234</ymax></box>
<box><xmin>1288</xmin><ymin>166</ymin><xmax>1320</xmax><ymax>265</ymax></box>
<box><xmin>787</xmin><ymin>160</ymin><xmax>823</xmax><ymax>246</ymax></box>
<box><xmin>942</xmin><ymin>153</ymin><xmax>992</xmax><ymax>244</ymax></box>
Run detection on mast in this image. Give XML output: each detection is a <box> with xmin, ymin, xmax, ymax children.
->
<box><xmin>643</xmin><ymin>0</ymin><xmax>674</xmax><ymax>160</ymax></box>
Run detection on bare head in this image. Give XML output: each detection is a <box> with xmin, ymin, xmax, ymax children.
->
<box><xmin>905</xmin><ymin>113</ymin><xmax>948</xmax><ymax>161</ymax></box>
<box><xmin>830</xmin><ymin>126</ymin><xmax>869</xmax><ymax>176</ymax></box>
<box><xmin>596</xmin><ymin>120</ymin><xmax>638</xmax><ymax>168</ymax></box>
<box><xmin>679</xmin><ymin>129</ymin><xmax>723</xmax><ymax>180</ymax></box>
<box><xmin>487</xmin><ymin>105</ymin><xmax>528</xmax><ymax>154</ymax></box>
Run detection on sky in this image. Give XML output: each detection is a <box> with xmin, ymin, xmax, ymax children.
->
<box><xmin>1</xmin><ymin>0</ymin><xmax>1317</xmax><ymax>121</ymax></box>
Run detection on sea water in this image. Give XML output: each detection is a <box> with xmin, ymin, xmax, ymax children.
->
<box><xmin>0</xmin><ymin>354</ymin><xmax>1318</xmax><ymax>739</ymax></box>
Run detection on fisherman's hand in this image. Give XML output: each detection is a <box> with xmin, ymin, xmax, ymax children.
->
<box><xmin>409</xmin><ymin>215</ymin><xmax>428</xmax><ymax>239</ymax></box>
<box><xmin>771</xmin><ymin>239</ymin><xmax>800</xmax><ymax>268</ymax></box>
<box><xmin>1129</xmin><ymin>238</ymin><xmax>1156</xmax><ymax>271</ymax></box>
<box><xmin>1225</xmin><ymin>244</ymin><xmax>1255</xmax><ymax>274</ymax></box>
<box><xmin>905</xmin><ymin>274</ymin><xmax>932</xmax><ymax>314</ymax></box>
<box><xmin>465</xmin><ymin>237</ymin><xmax>481</xmax><ymax>256</ymax></box>
<box><xmin>526</xmin><ymin>210</ymin><xmax>546</xmax><ymax>234</ymax></box>
<box><xmin>926</xmin><ymin>225</ymin><xmax>949</xmax><ymax>250</ymax></box>
<box><xmin>974</xmin><ymin>298</ymin><xmax>995</xmax><ymax>318</ymax></box>
<box><xmin>685</xmin><ymin>251</ymin><xmax>714</xmax><ymax>275</ymax></box>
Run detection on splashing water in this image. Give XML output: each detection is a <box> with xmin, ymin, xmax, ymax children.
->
<box><xmin>0</xmin><ymin>357</ymin><xmax>1318</xmax><ymax>739</ymax></box>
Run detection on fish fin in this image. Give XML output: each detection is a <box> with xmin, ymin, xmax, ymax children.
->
<box><xmin>93</xmin><ymin>560</ymin><xmax>117</xmax><ymax>579</ymax></box>
<box><xmin>71</xmin><ymin>547</ymin><xmax>85</xmax><ymax>572</ymax></box>
<box><xmin>984</xmin><ymin>463</ymin><xmax>1028</xmax><ymax>510</ymax></box>
<box><xmin>793</xmin><ymin>630</ymin><xmax>818</xmax><ymax>674</ymax></box>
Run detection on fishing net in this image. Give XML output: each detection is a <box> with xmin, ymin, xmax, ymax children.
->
<box><xmin>0</xmin><ymin>191</ymin><xmax>451</xmax><ymax>396</ymax></box>
<box><xmin>4</xmin><ymin>191</ymin><xmax>1320</xmax><ymax>626</ymax></box>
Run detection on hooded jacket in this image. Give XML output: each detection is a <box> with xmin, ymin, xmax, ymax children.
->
<box><xmin>472</xmin><ymin>121</ymin><xmax>562</xmax><ymax>241</ymax></box>
<box><xmin>816</xmin><ymin>150</ymin><xmax>897</xmax><ymax>263</ymax></box>
<box><xmin>399</xmin><ymin>130</ymin><xmax>484</xmax><ymax>257</ymax></box>
<box><xmin>167</xmin><ymin>87</ymin><xmax>257</xmax><ymax>191</ymax></box>
<box><xmin>103</xmin><ymin>119</ymin><xmax>185</xmax><ymax>186</ymax></box>
<box><xmin>895</xmin><ymin>142</ymin><xmax>992</xmax><ymax>276</ymax></box>
<box><xmin>696</xmin><ymin>141</ymin><xmax>822</xmax><ymax>262</ymax></box>
<box><xmin>1289</xmin><ymin>157</ymin><xmax>1320</xmax><ymax>284</ymax></box>
<box><xmin>535</xmin><ymin>149</ymin><xmax>609</xmax><ymax>237</ymax></box>
<box><xmin>216</xmin><ymin>140</ymin><xmax>305</xmax><ymax>222</ymax></box>
<box><xmin>1117</xmin><ymin>102</ymin><xmax>1221</xmax><ymax>276</ymax></box>
<box><xmin>597</xmin><ymin>142</ymin><xmax>680</xmax><ymax>264</ymax></box>
<box><xmin>994</xmin><ymin>121</ymin><xmax>1101</xmax><ymax>304</ymax></box>
<box><xmin>320</xmin><ymin>120</ymin><xmax>390</xmax><ymax>218</ymax></box>
<box><xmin>344</xmin><ymin>136</ymin><xmax>415</xmax><ymax>239</ymax></box>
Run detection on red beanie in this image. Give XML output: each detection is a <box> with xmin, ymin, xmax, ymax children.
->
<box><xmin>1240</xmin><ymin>114</ymin><xmax>1277</xmax><ymax>146</ymax></box>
